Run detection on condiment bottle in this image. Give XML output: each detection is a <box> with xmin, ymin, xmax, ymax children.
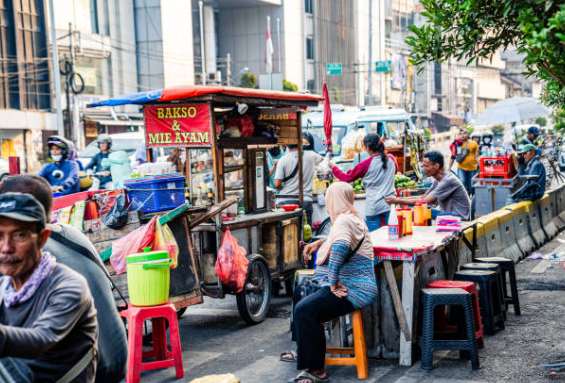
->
<box><xmin>396</xmin><ymin>207</ymin><xmax>404</xmax><ymax>237</ymax></box>
<box><xmin>425</xmin><ymin>203</ymin><xmax>432</xmax><ymax>226</ymax></box>
<box><xmin>206</xmin><ymin>192</ymin><xmax>214</xmax><ymax>209</ymax></box>
<box><xmin>414</xmin><ymin>202</ymin><xmax>425</xmax><ymax>226</ymax></box>
<box><xmin>403</xmin><ymin>206</ymin><xmax>413</xmax><ymax>235</ymax></box>
<box><xmin>195</xmin><ymin>187</ymin><xmax>203</xmax><ymax>206</ymax></box>
<box><xmin>388</xmin><ymin>205</ymin><xmax>400</xmax><ymax>240</ymax></box>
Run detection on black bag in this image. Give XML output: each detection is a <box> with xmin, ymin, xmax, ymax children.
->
<box><xmin>455</xmin><ymin>142</ymin><xmax>470</xmax><ymax>163</ymax></box>
<box><xmin>101</xmin><ymin>191</ymin><xmax>128</xmax><ymax>229</ymax></box>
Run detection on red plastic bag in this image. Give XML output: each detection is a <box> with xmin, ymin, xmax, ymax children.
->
<box><xmin>110</xmin><ymin>216</ymin><xmax>157</xmax><ymax>274</ymax></box>
<box><xmin>226</xmin><ymin>115</ymin><xmax>254</xmax><ymax>137</ymax></box>
<box><xmin>215</xmin><ymin>228</ymin><xmax>249</xmax><ymax>293</ymax></box>
<box><xmin>153</xmin><ymin>221</ymin><xmax>179</xmax><ymax>268</ymax></box>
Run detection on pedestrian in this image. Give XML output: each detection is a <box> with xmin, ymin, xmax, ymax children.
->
<box><xmin>386</xmin><ymin>151</ymin><xmax>471</xmax><ymax>220</ymax></box>
<box><xmin>38</xmin><ymin>136</ymin><xmax>80</xmax><ymax>195</ymax></box>
<box><xmin>274</xmin><ymin>133</ymin><xmax>324</xmax><ymax>225</ymax></box>
<box><xmin>0</xmin><ymin>174</ymin><xmax>128</xmax><ymax>383</ymax></box>
<box><xmin>480</xmin><ymin>131</ymin><xmax>494</xmax><ymax>154</ymax></box>
<box><xmin>507</xmin><ymin>144</ymin><xmax>546</xmax><ymax>204</ymax></box>
<box><xmin>520</xmin><ymin>126</ymin><xmax>540</xmax><ymax>147</ymax></box>
<box><xmin>448</xmin><ymin>128</ymin><xmax>479</xmax><ymax>195</ymax></box>
<box><xmin>266</xmin><ymin>145</ymin><xmax>284</xmax><ymax>189</ymax></box>
<box><xmin>284</xmin><ymin>182</ymin><xmax>377</xmax><ymax>383</ymax></box>
<box><xmin>0</xmin><ymin>192</ymin><xmax>98</xmax><ymax>383</ymax></box>
<box><xmin>329</xmin><ymin>133</ymin><xmax>396</xmax><ymax>231</ymax></box>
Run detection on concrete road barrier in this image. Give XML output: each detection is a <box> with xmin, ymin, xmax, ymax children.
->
<box><xmin>540</xmin><ymin>194</ymin><xmax>558</xmax><ymax>240</ymax></box>
<box><xmin>477</xmin><ymin>214</ymin><xmax>503</xmax><ymax>259</ymax></box>
<box><xmin>558</xmin><ymin>185</ymin><xmax>565</xmax><ymax>223</ymax></box>
<box><xmin>493</xmin><ymin>209</ymin><xmax>523</xmax><ymax>262</ymax></box>
<box><xmin>459</xmin><ymin>223</ymin><xmax>485</xmax><ymax>264</ymax></box>
<box><xmin>523</xmin><ymin>200</ymin><xmax>547</xmax><ymax>246</ymax></box>
<box><xmin>504</xmin><ymin>202</ymin><xmax>536</xmax><ymax>255</ymax></box>
<box><xmin>548</xmin><ymin>189</ymin><xmax>565</xmax><ymax>231</ymax></box>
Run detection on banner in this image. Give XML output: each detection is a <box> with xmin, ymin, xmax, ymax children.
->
<box><xmin>144</xmin><ymin>104</ymin><xmax>212</xmax><ymax>147</ymax></box>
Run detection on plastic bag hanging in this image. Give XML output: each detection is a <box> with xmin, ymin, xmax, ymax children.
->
<box><xmin>215</xmin><ymin>228</ymin><xmax>249</xmax><ymax>293</ymax></box>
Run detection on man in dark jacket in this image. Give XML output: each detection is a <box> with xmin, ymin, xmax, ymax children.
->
<box><xmin>508</xmin><ymin>144</ymin><xmax>546</xmax><ymax>204</ymax></box>
<box><xmin>86</xmin><ymin>134</ymin><xmax>113</xmax><ymax>188</ymax></box>
<box><xmin>0</xmin><ymin>192</ymin><xmax>98</xmax><ymax>383</ymax></box>
<box><xmin>0</xmin><ymin>175</ymin><xmax>127</xmax><ymax>383</ymax></box>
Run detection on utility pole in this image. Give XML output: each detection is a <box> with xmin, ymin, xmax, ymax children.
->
<box><xmin>48</xmin><ymin>0</ymin><xmax>64</xmax><ymax>136</ymax></box>
<box><xmin>226</xmin><ymin>53</ymin><xmax>231</xmax><ymax>86</ymax></box>
<box><xmin>199</xmin><ymin>1</ymin><xmax>206</xmax><ymax>85</ymax></box>
<box><xmin>277</xmin><ymin>17</ymin><xmax>281</xmax><ymax>73</ymax></box>
<box><xmin>367</xmin><ymin>0</ymin><xmax>373</xmax><ymax>106</ymax></box>
<box><xmin>69</xmin><ymin>23</ymin><xmax>80</xmax><ymax>145</ymax></box>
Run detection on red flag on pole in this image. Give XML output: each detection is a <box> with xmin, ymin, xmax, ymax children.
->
<box><xmin>322</xmin><ymin>82</ymin><xmax>333</xmax><ymax>152</ymax></box>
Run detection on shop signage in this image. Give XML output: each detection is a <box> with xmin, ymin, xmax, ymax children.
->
<box><xmin>144</xmin><ymin>104</ymin><xmax>212</xmax><ymax>147</ymax></box>
<box><xmin>84</xmin><ymin>121</ymin><xmax>99</xmax><ymax>138</ymax></box>
<box><xmin>326</xmin><ymin>62</ymin><xmax>342</xmax><ymax>75</ymax></box>
<box><xmin>375</xmin><ymin>60</ymin><xmax>392</xmax><ymax>73</ymax></box>
<box><xmin>258</xmin><ymin>108</ymin><xmax>297</xmax><ymax>121</ymax></box>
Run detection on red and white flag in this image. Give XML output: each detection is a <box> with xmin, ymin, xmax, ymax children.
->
<box><xmin>265</xmin><ymin>16</ymin><xmax>274</xmax><ymax>73</ymax></box>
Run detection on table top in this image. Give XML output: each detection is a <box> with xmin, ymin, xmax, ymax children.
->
<box><xmin>370</xmin><ymin>226</ymin><xmax>458</xmax><ymax>262</ymax></box>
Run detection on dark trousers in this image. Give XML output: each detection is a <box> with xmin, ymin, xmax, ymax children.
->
<box><xmin>0</xmin><ymin>358</ymin><xmax>34</xmax><ymax>383</ymax></box>
<box><xmin>293</xmin><ymin>286</ymin><xmax>355</xmax><ymax>371</ymax></box>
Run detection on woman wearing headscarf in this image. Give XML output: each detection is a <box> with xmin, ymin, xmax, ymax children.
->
<box><xmin>329</xmin><ymin>133</ymin><xmax>396</xmax><ymax>231</ymax></box>
<box><xmin>285</xmin><ymin>182</ymin><xmax>377</xmax><ymax>383</ymax></box>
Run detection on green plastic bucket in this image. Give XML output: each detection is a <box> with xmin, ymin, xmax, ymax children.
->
<box><xmin>126</xmin><ymin>248</ymin><xmax>171</xmax><ymax>306</ymax></box>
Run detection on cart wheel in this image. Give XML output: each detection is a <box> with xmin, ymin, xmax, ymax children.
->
<box><xmin>316</xmin><ymin>217</ymin><xmax>331</xmax><ymax>237</ymax></box>
<box><xmin>236</xmin><ymin>254</ymin><xmax>272</xmax><ymax>325</ymax></box>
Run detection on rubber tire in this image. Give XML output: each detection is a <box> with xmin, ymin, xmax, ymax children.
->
<box><xmin>316</xmin><ymin>217</ymin><xmax>331</xmax><ymax>237</ymax></box>
<box><xmin>236</xmin><ymin>255</ymin><xmax>272</xmax><ymax>325</ymax></box>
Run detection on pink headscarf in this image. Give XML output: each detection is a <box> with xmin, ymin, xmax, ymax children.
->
<box><xmin>316</xmin><ymin>182</ymin><xmax>373</xmax><ymax>265</ymax></box>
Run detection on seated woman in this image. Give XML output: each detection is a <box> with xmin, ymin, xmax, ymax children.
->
<box><xmin>285</xmin><ymin>182</ymin><xmax>378</xmax><ymax>383</ymax></box>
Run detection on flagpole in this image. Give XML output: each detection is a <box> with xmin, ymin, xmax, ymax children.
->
<box><xmin>277</xmin><ymin>17</ymin><xmax>281</xmax><ymax>73</ymax></box>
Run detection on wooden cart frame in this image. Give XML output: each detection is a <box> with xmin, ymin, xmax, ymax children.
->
<box><xmin>88</xmin><ymin>86</ymin><xmax>323</xmax><ymax>324</ymax></box>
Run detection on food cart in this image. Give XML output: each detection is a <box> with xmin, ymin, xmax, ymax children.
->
<box><xmin>87</xmin><ymin>86</ymin><xmax>323</xmax><ymax>324</ymax></box>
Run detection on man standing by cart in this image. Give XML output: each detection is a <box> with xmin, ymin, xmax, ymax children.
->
<box><xmin>274</xmin><ymin>134</ymin><xmax>323</xmax><ymax>225</ymax></box>
<box><xmin>448</xmin><ymin>128</ymin><xmax>479</xmax><ymax>195</ymax></box>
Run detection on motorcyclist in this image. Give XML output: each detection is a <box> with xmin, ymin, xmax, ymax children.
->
<box><xmin>85</xmin><ymin>134</ymin><xmax>113</xmax><ymax>188</ymax></box>
<box><xmin>471</xmin><ymin>131</ymin><xmax>482</xmax><ymax>145</ymax></box>
<box><xmin>38</xmin><ymin>136</ymin><xmax>80</xmax><ymax>195</ymax></box>
<box><xmin>480</xmin><ymin>131</ymin><xmax>494</xmax><ymax>154</ymax></box>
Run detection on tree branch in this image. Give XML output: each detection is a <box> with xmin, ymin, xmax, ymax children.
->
<box><xmin>538</xmin><ymin>60</ymin><xmax>565</xmax><ymax>88</ymax></box>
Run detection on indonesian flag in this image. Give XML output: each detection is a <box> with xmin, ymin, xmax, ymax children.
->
<box><xmin>265</xmin><ymin>17</ymin><xmax>274</xmax><ymax>73</ymax></box>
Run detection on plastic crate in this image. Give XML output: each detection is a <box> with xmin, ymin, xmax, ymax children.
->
<box><xmin>479</xmin><ymin>156</ymin><xmax>516</xmax><ymax>179</ymax></box>
<box><xmin>125</xmin><ymin>175</ymin><xmax>186</xmax><ymax>213</ymax></box>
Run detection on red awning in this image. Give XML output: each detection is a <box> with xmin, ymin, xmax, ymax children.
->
<box><xmin>161</xmin><ymin>85</ymin><xmax>323</xmax><ymax>103</ymax></box>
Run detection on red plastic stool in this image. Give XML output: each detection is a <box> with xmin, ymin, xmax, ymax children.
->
<box><xmin>120</xmin><ymin>303</ymin><xmax>184</xmax><ymax>383</ymax></box>
<box><xmin>427</xmin><ymin>280</ymin><xmax>485</xmax><ymax>348</ymax></box>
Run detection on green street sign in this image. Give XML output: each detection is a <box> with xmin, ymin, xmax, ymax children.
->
<box><xmin>326</xmin><ymin>62</ymin><xmax>342</xmax><ymax>75</ymax></box>
<box><xmin>375</xmin><ymin>60</ymin><xmax>392</xmax><ymax>73</ymax></box>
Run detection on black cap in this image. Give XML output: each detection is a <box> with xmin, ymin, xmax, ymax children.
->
<box><xmin>0</xmin><ymin>193</ymin><xmax>46</xmax><ymax>224</ymax></box>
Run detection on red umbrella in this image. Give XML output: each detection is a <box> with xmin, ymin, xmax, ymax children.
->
<box><xmin>322</xmin><ymin>82</ymin><xmax>333</xmax><ymax>152</ymax></box>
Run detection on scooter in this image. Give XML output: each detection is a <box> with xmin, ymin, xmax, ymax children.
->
<box><xmin>79</xmin><ymin>171</ymin><xmax>114</xmax><ymax>191</ymax></box>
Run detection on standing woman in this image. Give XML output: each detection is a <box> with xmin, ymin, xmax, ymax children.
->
<box><xmin>287</xmin><ymin>182</ymin><xmax>377</xmax><ymax>383</ymax></box>
<box><xmin>330</xmin><ymin>133</ymin><xmax>396</xmax><ymax>231</ymax></box>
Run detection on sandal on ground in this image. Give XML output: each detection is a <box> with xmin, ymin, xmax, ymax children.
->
<box><xmin>288</xmin><ymin>370</ymin><xmax>329</xmax><ymax>383</ymax></box>
<box><xmin>280</xmin><ymin>351</ymin><xmax>298</xmax><ymax>363</ymax></box>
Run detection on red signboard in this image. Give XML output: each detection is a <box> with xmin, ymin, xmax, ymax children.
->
<box><xmin>144</xmin><ymin>104</ymin><xmax>212</xmax><ymax>147</ymax></box>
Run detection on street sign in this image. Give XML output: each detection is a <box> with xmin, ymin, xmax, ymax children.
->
<box><xmin>326</xmin><ymin>62</ymin><xmax>342</xmax><ymax>75</ymax></box>
<box><xmin>375</xmin><ymin>60</ymin><xmax>392</xmax><ymax>73</ymax></box>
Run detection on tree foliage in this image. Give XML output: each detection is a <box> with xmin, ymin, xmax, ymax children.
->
<box><xmin>405</xmin><ymin>0</ymin><xmax>565</xmax><ymax>107</ymax></box>
<box><xmin>283</xmin><ymin>79</ymin><xmax>298</xmax><ymax>92</ymax></box>
<box><xmin>239</xmin><ymin>73</ymin><xmax>258</xmax><ymax>89</ymax></box>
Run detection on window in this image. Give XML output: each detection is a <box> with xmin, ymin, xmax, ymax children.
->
<box><xmin>306</xmin><ymin>37</ymin><xmax>314</xmax><ymax>60</ymax></box>
<box><xmin>305</xmin><ymin>0</ymin><xmax>313</xmax><ymax>14</ymax></box>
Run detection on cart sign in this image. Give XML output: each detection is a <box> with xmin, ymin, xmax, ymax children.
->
<box><xmin>258</xmin><ymin>108</ymin><xmax>297</xmax><ymax>121</ymax></box>
<box><xmin>144</xmin><ymin>104</ymin><xmax>212</xmax><ymax>147</ymax></box>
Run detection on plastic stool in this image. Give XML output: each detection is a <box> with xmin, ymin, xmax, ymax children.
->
<box><xmin>427</xmin><ymin>280</ymin><xmax>484</xmax><ymax>348</ymax></box>
<box><xmin>120</xmin><ymin>303</ymin><xmax>184</xmax><ymax>383</ymax></box>
<box><xmin>325</xmin><ymin>310</ymin><xmax>369</xmax><ymax>379</ymax></box>
<box><xmin>419</xmin><ymin>288</ymin><xmax>479</xmax><ymax>370</ymax></box>
<box><xmin>461</xmin><ymin>263</ymin><xmax>507</xmax><ymax>320</ymax></box>
<box><xmin>454</xmin><ymin>269</ymin><xmax>505</xmax><ymax>335</ymax></box>
<box><xmin>475</xmin><ymin>257</ymin><xmax>521</xmax><ymax>315</ymax></box>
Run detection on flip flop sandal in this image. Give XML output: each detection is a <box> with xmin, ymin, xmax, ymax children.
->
<box><xmin>289</xmin><ymin>370</ymin><xmax>329</xmax><ymax>383</ymax></box>
<box><xmin>280</xmin><ymin>351</ymin><xmax>298</xmax><ymax>363</ymax></box>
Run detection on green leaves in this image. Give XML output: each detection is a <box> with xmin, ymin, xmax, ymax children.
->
<box><xmin>406</xmin><ymin>0</ymin><xmax>565</xmax><ymax>107</ymax></box>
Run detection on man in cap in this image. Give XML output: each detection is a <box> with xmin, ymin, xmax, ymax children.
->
<box><xmin>0</xmin><ymin>192</ymin><xmax>98</xmax><ymax>383</ymax></box>
<box><xmin>508</xmin><ymin>144</ymin><xmax>546</xmax><ymax>204</ymax></box>
<box><xmin>520</xmin><ymin>126</ymin><xmax>540</xmax><ymax>147</ymax></box>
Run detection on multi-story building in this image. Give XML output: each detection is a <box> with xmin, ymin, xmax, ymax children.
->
<box><xmin>0</xmin><ymin>0</ymin><xmax>54</xmax><ymax>172</ymax></box>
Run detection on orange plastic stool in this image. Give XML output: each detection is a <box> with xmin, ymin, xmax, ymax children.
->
<box><xmin>120</xmin><ymin>303</ymin><xmax>184</xmax><ymax>383</ymax></box>
<box><xmin>427</xmin><ymin>280</ymin><xmax>485</xmax><ymax>348</ymax></box>
<box><xmin>325</xmin><ymin>309</ymin><xmax>368</xmax><ymax>379</ymax></box>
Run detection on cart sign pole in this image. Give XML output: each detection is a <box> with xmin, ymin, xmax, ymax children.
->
<box><xmin>144</xmin><ymin>104</ymin><xmax>212</xmax><ymax>147</ymax></box>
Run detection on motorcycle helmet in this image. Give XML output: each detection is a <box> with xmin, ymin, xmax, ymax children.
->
<box><xmin>47</xmin><ymin>136</ymin><xmax>70</xmax><ymax>161</ymax></box>
<box><xmin>470</xmin><ymin>131</ymin><xmax>482</xmax><ymax>139</ymax></box>
<box><xmin>96</xmin><ymin>134</ymin><xmax>112</xmax><ymax>149</ymax></box>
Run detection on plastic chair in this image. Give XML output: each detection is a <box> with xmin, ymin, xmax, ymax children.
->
<box><xmin>460</xmin><ymin>263</ymin><xmax>507</xmax><ymax>320</ymax></box>
<box><xmin>475</xmin><ymin>257</ymin><xmax>521</xmax><ymax>315</ymax></box>
<box><xmin>419</xmin><ymin>288</ymin><xmax>480</xmax><ymax>370</ymax></box>
<box><xmin>120</xmin><ymin>303</ymin><xmax>184</xmax><ymax>383</ymax></box>
<box><xmin>427</xmin><ymin>280</ymin><xmax>485</xmax><ymax>348</ymax></box>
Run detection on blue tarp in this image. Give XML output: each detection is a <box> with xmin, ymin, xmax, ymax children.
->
<box><xmin>89</xmin><ymin>89</ymin><xmax>163</xmax><ymax>107</ymax></box>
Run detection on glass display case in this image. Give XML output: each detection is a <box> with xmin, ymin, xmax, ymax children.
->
<box><xmin>188</xmin><ymin>148</ymin><xmax>214</xmax><ymax>205</ymax></box>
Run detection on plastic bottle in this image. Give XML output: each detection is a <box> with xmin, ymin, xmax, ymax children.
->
<box><xmin>414</xmin><ymin>202</ymin><xmax>425</xmax><ymax>226</ymax></box>
<box><xmin>403</xmin><ymin>206</ymin><xmax>413</xmax><ymax>235</ymax></box>
<box><xmin>426</xmin><ymin>204</ymin><xmax>432</xmax><ymax>225</ymax></box>
<box><xmin>206</xmin><ymin>192</ymin><xmax>214</xmax><ymax>209</ymax></box>
<box><xmin>388</xmin><ymin>204</ymin><xmax>400</xmax><ymax>240</ymax></box>
<box><xmin>396</xmin><ymin>207</ymin><xmax>404</xmax><ymax>237</ymax></box>
<box><xmin>195</xmin><ymin>187</ymin><xmax>203</xmax><ymax>206</ymax></box>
